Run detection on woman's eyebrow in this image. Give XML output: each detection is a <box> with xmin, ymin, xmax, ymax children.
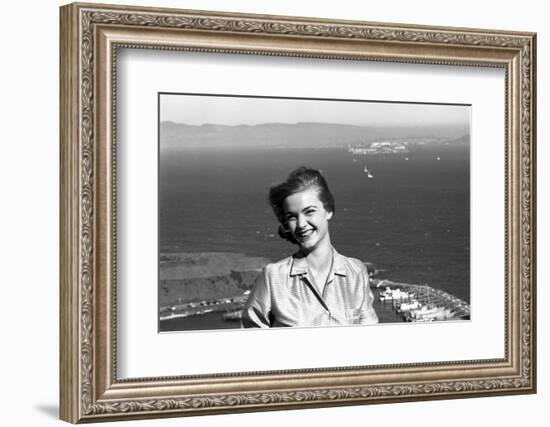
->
<box><xmin>283</xmin><ymin>205</ymin><xmax>316</xmax><ymax>214</ymax></box>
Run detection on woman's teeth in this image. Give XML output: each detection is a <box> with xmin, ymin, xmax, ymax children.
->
<box><xmin>298</xmin><ymin>229</ymin><xmax>313</xmax><ymax>238</ymax></box>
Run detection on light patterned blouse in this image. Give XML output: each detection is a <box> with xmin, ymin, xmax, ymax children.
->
<box><xmin>242</xmin><ymin>249</ymin><xmax>378</xmax><ymax>328</ymax></box>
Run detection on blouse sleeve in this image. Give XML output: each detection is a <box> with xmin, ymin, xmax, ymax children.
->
<box><xmin>242</xmin><ymin>268</ymin><xmax>272</xmax><ymax>328</ymax></box>
<box><xmin>358</xmin><ymin>267</ymin><xmax>379</xmax><ymax>325</ymax></box>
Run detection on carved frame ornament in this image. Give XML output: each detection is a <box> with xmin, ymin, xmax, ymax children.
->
<box><xmin>60</xmin><ymin>2</ymin><xmax>536</xmax><ymax>423</ymax></box>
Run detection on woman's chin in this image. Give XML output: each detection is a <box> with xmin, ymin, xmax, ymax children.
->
<box><xmin>297</xmin><ymin>234</ymin><xmax>332</xmax><ymax>253</ymax></box>
<box><xmin>297</xmin><ymin>237</ymin><xmax>318</xmax><ymax>252</ymax></box>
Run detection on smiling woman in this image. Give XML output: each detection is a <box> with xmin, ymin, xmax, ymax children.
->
<box><xmin>242</xmin><ymin>167</ymin><xmax>379</xmax><ymax>328</ymax></box>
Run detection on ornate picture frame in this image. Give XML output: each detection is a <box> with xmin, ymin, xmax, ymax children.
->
<box><xmin>60</xmin><ymin>2</ymin><xmax>536</xmax><ymax>423</ymax></box>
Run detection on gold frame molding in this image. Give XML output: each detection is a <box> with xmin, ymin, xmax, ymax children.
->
<box><xmin>60</xmin><ymin>2</ymin><xmax>537</xmax><ymax>423</ymax></box>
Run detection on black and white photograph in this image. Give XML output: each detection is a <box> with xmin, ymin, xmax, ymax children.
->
<box><xmin>158</xmin><ymin>93</ymin><xmax>471</xmax><ymax>332</ymax></box>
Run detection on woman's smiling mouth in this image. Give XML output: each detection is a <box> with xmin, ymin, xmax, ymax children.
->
<box><xmin>296</xmin><ymin>229</ymin><xmax>315</xmax><ymax>239</ymax></box>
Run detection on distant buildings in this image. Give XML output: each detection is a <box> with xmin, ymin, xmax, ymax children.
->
<box><xmin>348</xmin><ymin>141</ymin><xmax>409</xmax><ymax>155</ymax></box>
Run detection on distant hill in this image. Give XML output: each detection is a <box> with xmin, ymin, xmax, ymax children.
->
<box><xmin>160</xmin><ymin>121</ymin><xmax>470</xmax><ymax>150</ymax></box>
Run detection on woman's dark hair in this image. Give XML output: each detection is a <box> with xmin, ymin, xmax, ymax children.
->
<box><xmin>269</xmin><ymin>167</ymin><xmax>335</xmax><ymax>243</ymax></box>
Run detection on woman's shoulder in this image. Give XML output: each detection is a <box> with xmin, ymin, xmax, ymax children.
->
<box><xmin>263</xmin><ymin>255</ymin><xmax>294</xmax><ymax>274</ymax></box>
<box><xmin>333</xmin><ymin>251</ymin><xmax>369</xmax><ymax>275</ymax></box>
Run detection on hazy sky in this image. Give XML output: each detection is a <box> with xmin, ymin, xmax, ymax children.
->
<box><xmin>160</xmin><ymin>93</ymin><xmax>470</xmax><ymax>128</ymax></box>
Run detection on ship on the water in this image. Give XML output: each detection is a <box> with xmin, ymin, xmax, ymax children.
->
<box><xmin>364</xmin><ymin>165</ymin><xmax>374</xmax><ymax>179</ymax></box>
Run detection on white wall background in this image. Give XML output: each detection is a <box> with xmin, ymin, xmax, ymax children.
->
<box><xmin>0</xmin><ymin>0</ymin><xmax>545</xmax><ymax>426</ymax></box>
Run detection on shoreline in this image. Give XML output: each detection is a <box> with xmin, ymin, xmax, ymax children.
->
<box><xmin>159</xmin><ymin>252</ymin><xmax>470</xmax><ymax>327</ymax></box>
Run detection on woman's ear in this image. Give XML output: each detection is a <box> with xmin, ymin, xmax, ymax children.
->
<box><xmin>327</xmin><ymin>211</ymin><xmax>333</xmax><ymax>220</ymax></box>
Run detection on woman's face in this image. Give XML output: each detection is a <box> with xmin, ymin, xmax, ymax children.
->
<box><xmin>282</xmin><ymin>187</ymin><xmax>333</xmax><ymax>252</ymax></box>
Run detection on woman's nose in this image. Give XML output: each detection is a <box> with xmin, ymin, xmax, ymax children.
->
<box><xmin>297</xmin><ymin>214</ymin><xmax>307</xmax><ymax>228</ymax></box>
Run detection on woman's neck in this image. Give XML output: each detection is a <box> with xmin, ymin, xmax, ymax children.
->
<box><xmin>301</xmin><ymin>237</ymin><xmax>333</xmax><ymax>271</ymax></box>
